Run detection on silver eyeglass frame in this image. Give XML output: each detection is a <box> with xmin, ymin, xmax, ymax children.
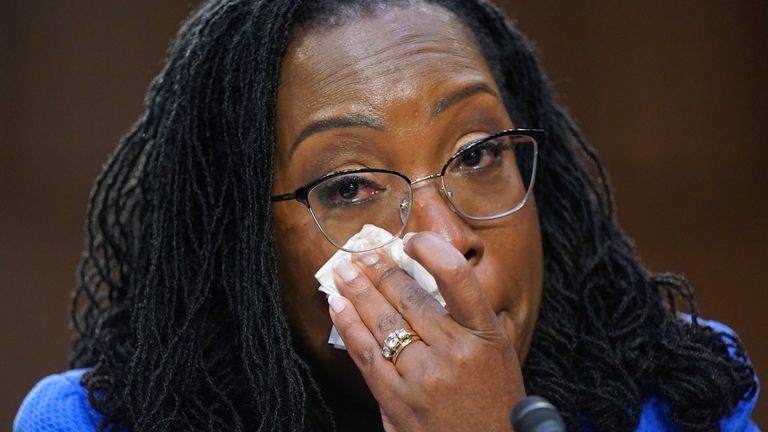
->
<box><xmin>271</xmin><ymin>128</ymin><xmax>542</xmax><ymax>252</ymax></box>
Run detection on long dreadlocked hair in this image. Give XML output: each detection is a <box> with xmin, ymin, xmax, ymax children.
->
<box><xmin>70</xmin><ymin>0</ymin><xmax>757</xmax><ymax>430</ymax></box>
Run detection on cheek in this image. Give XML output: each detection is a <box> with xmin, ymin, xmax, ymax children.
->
<box><xmin>481</xmin><ymin>203</ymin><xmax>542</xmax><ymax>294</ymax></box>
<box><xmin>475</xmin><ymin>202</ymin><xmax>543</xmax><ymax>351</ymax></box>
<box><xmin>273</xmin><ymin>204</ymin><xmax>338</xmax><ymax>350</ymax></box>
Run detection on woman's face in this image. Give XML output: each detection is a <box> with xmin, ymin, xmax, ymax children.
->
<box><xmin>272</xmin><ymin>4</ymin><xmax>543</xmax><ymax>402</ymax></box>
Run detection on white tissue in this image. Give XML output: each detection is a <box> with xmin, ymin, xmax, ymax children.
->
<box><xmin>315</xmin><ymin>224</ymin><xmax>444</xmax><ymax>349</ymax></box>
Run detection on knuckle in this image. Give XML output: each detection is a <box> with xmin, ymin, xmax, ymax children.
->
<box><xmin>356</xmin><ymin>344</ymin><xmax>377</xmax><ymax>368</ymax></box>
<box><xmin>376</xmin><ymin>310</ymin><xmax>402</xmax><ymax>335</ymax></box>
<box><xmin>420</xmin><ymin>367</ymin><xmax>448</xmax><ymax>391</ymax></box>
<box><xmin>376</xmin><ymin>264</ymin><xmax>403</xmax><ymax>287</ymax></box>
<box><xmin>452</xmin><ymin>343</ymin><xmax>477</xmax><ymax>366</ymax></box>
<box><xmin>400</xmin><ymin>285</ymin><xmax>431</xmax><ymax>312</ymax></box>
<box><xmin>347</xmin><ymin>283</ymin><xmax>373</xmax><ymax>303</ymax></box>
<box><xmin>444</xmin><ymin>258</ymin><xmax>472</xmax><ymax>281</ymax></box>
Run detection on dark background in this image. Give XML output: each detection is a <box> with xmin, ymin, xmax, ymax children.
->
<box><xmin>2</xmin><ymin>0</ymin><xmax>765</xmax><ymax>426</ymax></box>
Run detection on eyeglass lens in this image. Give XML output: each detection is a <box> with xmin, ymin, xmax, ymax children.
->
<box><xmin>307</xmin><ymin>171</ymin><xmax>413</xmax><ymax>251</ymax></box>
<box><xmin>307</xmin><ymin>133</ymin><xmax>537</xmax><ymax>252</ymax></box>
<box><xmin>444</xmin><ymin>133</ymin><xmax>535</xmax><ymax>219</ymax></box>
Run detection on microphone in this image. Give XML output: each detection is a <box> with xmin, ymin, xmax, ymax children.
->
<box><xmin>511</xmin><ymin>396</ymin><xmax>566</xmax><ymax>432</ymax></box>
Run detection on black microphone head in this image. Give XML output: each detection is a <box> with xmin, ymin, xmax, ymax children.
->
<box><xmin>511</xmin><ymin>396</ymin><xmax>566</xmax><ymax>432</ymax></box>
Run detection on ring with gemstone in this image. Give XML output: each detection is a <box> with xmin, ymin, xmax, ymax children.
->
<box><xmin>382</xmin><ymin>328</ymin><xmax>421</xmax><ymax>364</ymax></box>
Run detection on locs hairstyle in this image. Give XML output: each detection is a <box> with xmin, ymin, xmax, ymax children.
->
<box><xmin>71</xmin><ymin>0</ymin><xmax>756</xmax><ymax>431</ymax></box>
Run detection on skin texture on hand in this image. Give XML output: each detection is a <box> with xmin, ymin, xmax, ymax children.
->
<box><xmin>271</xmin><ymin>3</ymin><xmax>543</xmax><ymax>430</ymax></box>
<box><xmin>329</xmin><ymin>232</ymin><xmax>525</xmax><ymax>431</ymax></box>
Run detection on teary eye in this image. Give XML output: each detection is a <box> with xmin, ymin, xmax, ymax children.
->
<box><xmin>316</xmin><ymin>175</ymin><xmax>386</xmax><ymax>207</ymax></box>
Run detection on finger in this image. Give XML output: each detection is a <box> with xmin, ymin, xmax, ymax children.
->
<box><xmin>352</xmin><ymin>248</ymin><xmax>448</xmax><ymax>337</ymax></box>
<box><xmin>404</xmin><ymin>232</ymin><xmax>497</xmax><ymax>332</ymax></box>
<box><xmin>336</xmin><ymin>255</ymin><xmax>434</xmax><ymax>379</ymax></box>
<box><xmin>327</xmin><ymin>294</ymin><xmax>403</xmax><ymax>394</ymax></box>
<box><xmin>333</xmin><ymin>257</ymin><xmax>414</xmax><ymax>348</ymax></box>
<box><xmin>388</xmin><ymin>334</ymin><xmax>430</xmax><ymax>379</ymax></box>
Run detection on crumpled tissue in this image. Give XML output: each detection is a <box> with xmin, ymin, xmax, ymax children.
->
<box><xmin>315</xmin><ymin>224</ymin><xmax>445</xmax><ymax>349</ymax></box>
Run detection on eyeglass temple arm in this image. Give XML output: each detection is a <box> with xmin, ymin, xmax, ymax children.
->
<box><xmin>270</xmin><ymin>193</ymin><xmax>296</xmax><ymax>203</ymax></box>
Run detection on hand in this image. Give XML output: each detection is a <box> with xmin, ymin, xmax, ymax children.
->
<box><xmin>328</xmin><ymin>232</ymin><xmax>526</xmax><ymax>431</ymax></box>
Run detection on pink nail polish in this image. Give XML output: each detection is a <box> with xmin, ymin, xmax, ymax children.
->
<box><xmin>328</xmin><ymin>294</ymin><xmax>347</xmax><ymax>313</ymax></box>
<box><xmin>402</xmin><ymin>232</ymin><xmax>416</xmax><ymax>246</ymax></box>
<box><xmin>358</xmin><ymin>251</ymin><xmax>379</xmax><ymax>266</ymax></box>
<box><xmin>334</xmin><ymin>258</ymin><xmax>358</xmax><ymax>282</ymax></box>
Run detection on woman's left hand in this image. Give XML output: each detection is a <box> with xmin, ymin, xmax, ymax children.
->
<box><xmin>328</xmin><ymin>232</ymin><xmax>526</xmax><ymax>432</ymax></box>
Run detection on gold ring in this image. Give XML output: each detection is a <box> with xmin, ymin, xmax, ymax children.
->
<box><xmin>382</xmin><ymin>328</ymin><xmax>421</xmax><ymax>364</ymax></box>
<box><xmin>391</xmin><ymin>336</ymin><xmax>420</xmax><ymax>365</ymax></box>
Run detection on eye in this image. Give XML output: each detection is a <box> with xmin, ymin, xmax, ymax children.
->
<box><xmin>315</xmin><ymin>174</ymin><xmax>386</xmax><ymax>207</ymax></box>
<box><xmin>451</xmin><ymin>139</ymin><xmax>503</xmax><ymax>174</ymax></box>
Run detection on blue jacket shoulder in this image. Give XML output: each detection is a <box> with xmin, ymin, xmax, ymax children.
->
<box><xmin>635</xmin><ymin>317</ymin><xmax>761</xmax><ymax>431</ymax></box>
<box><xmin>14</xmin><ymin>369</ymin><xmax>102</xmax><ymax>432</ymax></box>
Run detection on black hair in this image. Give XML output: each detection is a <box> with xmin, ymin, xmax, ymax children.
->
<box><xmin>71</xmin><ymin>0</ymin><xmax>757</xmax><ymax>431</ymax></box>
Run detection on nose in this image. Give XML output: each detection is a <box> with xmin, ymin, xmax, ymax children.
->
<box><xmin>404</xmin><ymin>182</ymin><xmax>484</xmax><ymax>265</ymax></box>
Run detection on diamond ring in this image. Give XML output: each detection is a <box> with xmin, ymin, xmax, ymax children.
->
<box><xmin>382</xmin><ymin>328</ymin><xmax>421</xmax><ymax>365</ymax></box>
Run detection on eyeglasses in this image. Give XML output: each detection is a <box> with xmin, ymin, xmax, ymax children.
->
<box><xmin>271</xmin><ymin>129</ymin><xmax>542</xmax><ymax>252</ymax></box>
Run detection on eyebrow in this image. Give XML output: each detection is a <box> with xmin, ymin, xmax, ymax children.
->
<box><xmin>289</xmin><ymin>114</ymin><xmax>385</xmax><ymax>157</ymax></box>
<box><xmin>288</xmin><ymin>82</ymin><xmax>500</xmax><ymax>158</ymax></box>
<box><xmin>431</xmin><ymin>82</ymin><xmax>500</xmax><ymax>115</ymax></box>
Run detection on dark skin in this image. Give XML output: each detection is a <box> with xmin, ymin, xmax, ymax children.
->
<box><xmin>272</xmin><ymin>4</ymin><xmax>543</xmax><ymax>431</ymax></box>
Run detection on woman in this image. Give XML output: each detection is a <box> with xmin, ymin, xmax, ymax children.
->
<box><xmin>14</xmin><ymin>0</ymin><xmax>758</xmax><ymax>431</ymax></box>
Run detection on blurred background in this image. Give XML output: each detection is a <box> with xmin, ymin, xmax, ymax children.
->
<box><xmin>1</xmin><ymin>0</ymin><xmax>765</xmax><ymax>426</ymax></box>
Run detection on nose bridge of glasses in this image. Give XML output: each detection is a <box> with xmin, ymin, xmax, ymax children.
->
<box><xmin>410</xmin><ymin>172</ymin><xmax>443</xmax><ymax>186</ymax></box>
<box><xmin>411</xmin><ymin>172</ymin><xmax>456</xmax><ymax>211</ymax></box>
<box><xmin>402</xmin><ymin>182</ymin><xmax>467</xmax><ymax>246</ymax></box>
<box><xmin>408</xmin><ymin>171</ymin><xmax>452</xmax><ymax>206</ymax></box>
<box><xmin>404</xmin><ymin>170</ymin><xmax>459</xmax><ymax>222</ymax></box>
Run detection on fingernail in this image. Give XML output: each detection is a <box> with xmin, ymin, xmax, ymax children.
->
<box><xmin>358</xmin><ymin>250</ymin><xmax>379</xmax><ymax>266</ymax></box>
<box><xmin>334</xmin><ymin>258</ymin><xmax>358</xmax><ymax>282</ymax></box>
<box><xmin>328</xmin><ymin>294</ymin><xmax>347</xmax><ymax>313</ymax></box>
<box><xmin>402</xmin><ymin>232</ymin><xmax>416</xmax><ymax>246</ymax></box>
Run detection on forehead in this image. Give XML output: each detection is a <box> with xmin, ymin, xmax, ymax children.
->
<box><xmin>285</xmin><ymin>4</ymin><xmax>487</xmax><ymax>85</ymax></box>
<box><xmin>276</xmin><ymin>4</ymin><xmax>497</xmax><ymax>142</ymax></box>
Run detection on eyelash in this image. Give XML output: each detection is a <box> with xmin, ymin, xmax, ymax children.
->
<box><xmin>304</xmin><ymin>119</ymin><xmax>507</xmax><ymax>179</ymax></box>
